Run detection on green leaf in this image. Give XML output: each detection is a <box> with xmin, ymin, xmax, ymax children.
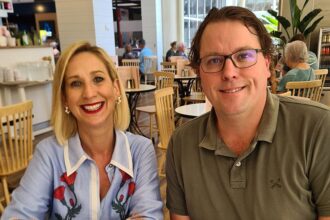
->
<box><xmin>270</xmin><ymin>31</ymin><xmax>282</xmax><ymax>38</ymax></box>
<box><xmin>303</xmin><ymin>16</ymin><xmax>324</xmax><ymax>37</ymax></box>
<box><xmin>302</xmin><ymin>0</ymin><xmax>311</xmax><ymax>11</ymax></box>
<box><xmin>292</xmin><ymin>5</ymin><xmax>301</xmax><ymax>29</ymax></box>
<box><xmin>277</xmin><ymin>16</ymin><xmax>291</xmax><ymax>29</ymax></box>
<box><xmin>298</xmin><ymin>9</ymin><xmax>322</xmax><ymax>32</ymax></box>
<box><xmin>262</xmin><ymin>14</ymin><xmax>278</xmax><ymax>26</ymax></box>
<box><xmin>267</xmin><ymin>9</ymin><xmax>278</xmax><ymax>18</ymax></box>
<box><xmin>289</xmin><ymin>0</ymin><xmax>297</xmax><ymax>21</ymax></box>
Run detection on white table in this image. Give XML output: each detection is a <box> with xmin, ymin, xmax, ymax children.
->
<box><xmin>175</xmin><ymin>103</ymin><xmax>210</xmax><ymax>118</ymax></box>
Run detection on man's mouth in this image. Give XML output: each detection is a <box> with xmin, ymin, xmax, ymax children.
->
<box><xmin>220</xmin><ymin>87</ymin><xmax>244</xmax><ymax>93</ymax></box>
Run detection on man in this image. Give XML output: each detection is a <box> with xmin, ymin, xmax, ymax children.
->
<box><xmin>122</xmin><ymin>43</ymin><xmax>137</xmax><ymax>59</ymax></box>
<box><xmin>138</xmin><ymin>38</ymin><xmax>153</xmax><ymax>81</ymax></box>
<box><xmin>166</xmin><ymin>41</ymin><xmax>177</xmax><ymax>61</ymax></box>
<box><xmin>166</xmin><ymin>6</ymin><xmax>330</xmax><ymax>220</ymax></box>
<box><xmin>175</xmin><ymin>42</ymin><xmax>188</xmax><ymax>59</ymax></box>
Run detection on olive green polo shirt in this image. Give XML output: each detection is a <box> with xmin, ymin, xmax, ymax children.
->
<box><xmin>166</xmin><ymin>90</ymin><xmax>330</xmax><ymax>219</ymax></box>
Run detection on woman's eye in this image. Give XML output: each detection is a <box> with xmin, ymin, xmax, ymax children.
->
<box><xmin>94</xmin><ymin>76</ymin><xmax>104</xmax><ymax>83</ymax></box>
<box><xmin>70</xmin><ymin>81</ymin><xmax>81</xmax><ymax>87</ymax></box>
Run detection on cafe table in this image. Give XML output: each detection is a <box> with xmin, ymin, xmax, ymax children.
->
<box><xmin>174</xmin><ymin>74</ymin><xmax>198</xmax><ymax>98</ymax></box>
<box><xmin>175</xmin><ymin>103</ymin><xmax>210</xmax><ymax>118</ymax></box>
<box><xmin>125</xmin><ymin>84</ymin><xmax>156</xmax><ymax>135</ymax></box>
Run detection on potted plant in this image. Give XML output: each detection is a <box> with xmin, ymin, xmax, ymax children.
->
<box><xmin>267</xmin><ymin>0</ymin><xmax>323</xmax><ymax>44</ymax></box>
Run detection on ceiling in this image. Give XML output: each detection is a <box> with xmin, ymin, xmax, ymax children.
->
<box><xmin>12</xmin><ymin>0</ymin><xmax>141</xmax><ymax>9</ymax></box>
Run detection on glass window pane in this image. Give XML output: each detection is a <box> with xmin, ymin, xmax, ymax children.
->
<box><xmin>190</xmin><ymin>0</ymin><xmax>197</xmax><ymax>18</ymax></box>
<box><xmin>198</xmin><ymin>0</ymin><xmax>204</xmax><ymax>18</ymax></box>
<box><xmin>184</xmin><ymin>0</ymin><xmax>189</xmax><ymax>16</ymax></box>
<box><xmin>190</xmin><ymin>20</ymin><xmax>198</xmax><ymax>42</ymax></box>
<box><xmin>206</xmin><ymin>0</ymin><xmax>212</xmax><ymax>12</ymax></box>
<box><xmin>184</xmin><ymin>20</ymin><xmax>189</xmax><ymax>46</ymax></box>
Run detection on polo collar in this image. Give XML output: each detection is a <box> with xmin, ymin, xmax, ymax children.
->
<box><xmin>64</xmin><ymin>130</ymin><xmax>134</xmax><ymax>178</ymax></box>
<box><xmin>199</xmin><ymin>89</ymin><xmax>279</xmax><ymax>152</ymax></box>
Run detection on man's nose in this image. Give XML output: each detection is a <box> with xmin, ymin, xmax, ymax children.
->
<box><xmin>221</xmin><ymin>58</ymin><xmax>239</xmax><ymax>80</ymax></box>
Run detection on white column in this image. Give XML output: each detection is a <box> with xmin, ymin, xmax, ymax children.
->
<box><xmin>141</xmin><ymin>0</ymin><xmax>163</xmax><ymax>66</ymax></box>
<box><xmin>162</xmin><ymin>0</ymin><xmax>179</xmax><ymax>55</ymax></box>
<box><xmin>55</xmin><ymin>0</ymin><xmax>116</xmax><ymax>55</ymax></box>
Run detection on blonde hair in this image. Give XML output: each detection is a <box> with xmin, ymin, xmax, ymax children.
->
<box><xmin>51</xmin><ymin>41</ymin><xmax>130</xmax><ymax>145</ymax></box>
<box><xmin>284</xmin><ymin>40</ymin><xmax>308</xmax><ymax>63</ymax></box>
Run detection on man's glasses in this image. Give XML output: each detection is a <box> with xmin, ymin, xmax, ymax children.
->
<box><xmin>199</xmin><ymin>49</ymin><xmax>264</xmax><ymax>73</ymax></box>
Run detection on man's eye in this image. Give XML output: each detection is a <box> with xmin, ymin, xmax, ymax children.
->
<box><xmin>70</xmin><ymin>81</ymin><xmax>81</xmax><ymax>87</ymax></box>
<box><xmin>206</xmin><ymin>57</ymin><xmax>222</xmax><ymax>65</ymax></box>
<box><xmin>94</xmin><ymin>76</ymin><xmax>104</xmax><ymax>83</ymax></box>
<box><xmin>236</xmin><ymin>51</ymin><xmax>254</xmax><ymax>61</ymax></box>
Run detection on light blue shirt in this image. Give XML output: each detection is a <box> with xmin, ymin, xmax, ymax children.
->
<box><xmin>139</xmin><ymin>47</ymin><xmax>153</xmax><ymax>74</ymax></box>
<box><xmin>2</xmin><ymin>130</ymin><xmax>163</xmax><ymax>220</ymax></box>
<box><xmin>277</xmin><ymin>67</ymin><xmax>315</xmax><ymax>92</ymax></box>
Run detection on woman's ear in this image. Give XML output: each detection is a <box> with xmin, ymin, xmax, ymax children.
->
<box><xmin>113</xmin><ymin>79</ymin><xmax>121</xmax><ymax>97</ymax></box>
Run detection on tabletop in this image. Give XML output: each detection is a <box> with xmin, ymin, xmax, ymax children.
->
<box><xmin>174</xmin><ymin>74</ymin><xmax>197</xmax><ymax>80</ymax></box>
<box><xmin>175</xmin><ymin>103</ymin><xmax>210</xmax><ymax>118</ymax></box>
<box><xmin>125</xmin><ymin>84</ymin><xmax>156</xmax><ymax>93</ymax></box>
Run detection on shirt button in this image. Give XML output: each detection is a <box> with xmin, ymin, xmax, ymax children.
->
<box><xmin>235</xmin><ymin>161</ymin><xmax>241</xmax><ymax>167</ymax></box>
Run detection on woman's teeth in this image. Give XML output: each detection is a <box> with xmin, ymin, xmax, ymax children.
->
<box><xmin>83</xmin><ymin>103</ymin><xmax>102</xmax><ymax>111</ymax></box>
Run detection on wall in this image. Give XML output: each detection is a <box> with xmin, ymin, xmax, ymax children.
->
<box><xmin>141</xmin><ymin>0</ymin><xmax>163</xmax><ymax>64</ymax></box>
<box><xmin>55</xmin><ymin>0</ymin><xmax>115</xmax><ymax>55</ymax></box>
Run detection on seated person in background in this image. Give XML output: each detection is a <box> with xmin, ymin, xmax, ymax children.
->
<box><xmin>122</xmin><ymin>44</ymin><xmax>137</xmax><ymax>59</ymax></box>
<box><xmin>277</xmin><ymin>40</ymin><xmax>315</xmax><ymax>92</ymax></box>
<box><xmin>290</xmin><ymin>34</ymin><xmax>319</xmax><ymax>70</ymax></box>
<box><xmin>166</xmin><ymin>41</ymin><xmax>177</xmax><ymax>61</ymax></box>
<box><xmin>2</xmin><ymin>41</ymin><xmax>163</xmax><ymax>219</ymax></box>
<box><xmin>138</xmin><ymin>39</ymin><xmax>153</xmax><ymax>81</ymax></box>
<box><xmin>175</xmin><ymin>42</ymin><xmax>188</xmax><ymax>59</ymax></box>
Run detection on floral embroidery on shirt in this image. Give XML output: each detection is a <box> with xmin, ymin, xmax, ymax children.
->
<box><xmin>53</xmin><ymin>171</ymin><xmax>82</xmax><ymax>220</ymax></box>
<box><xmin>112</xmin><ymin>170</ymin><xmax>136</xmax><ymax>220</ymax></box>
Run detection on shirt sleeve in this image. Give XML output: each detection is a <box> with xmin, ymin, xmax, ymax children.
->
<box><xmin>1</xmin><ymin>143</ymin><xmax>54</xmax><ymax>219</ymax></box>
<box><xmin>128</xmin><ymin>138</ymin><xmax>163</xmax><ymax>219</ymax></box>
<box><xmin>308</xmin><ymin>111</ymin><xmax>330</xmax><ymax>217</ymax></box>
<box><xmin>165</xmin><ymin>136</ymin><xmax>189</xmax><ymax>216</ymax></box>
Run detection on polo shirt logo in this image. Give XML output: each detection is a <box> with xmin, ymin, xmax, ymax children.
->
<box><xmin>270</xmin><ymin>178</ymin><xmax>282</xmax><ymax>189</ymax></box>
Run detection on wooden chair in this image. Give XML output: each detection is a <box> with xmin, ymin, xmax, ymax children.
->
<box><xmin>285</xmin><ymin>80</ymin><xmax>322</xmax><ymax>102</ymax></box>
<box><xmin>144</xmin><ymin>56</ymin><xmax>158</xmax><ymax>84</ymax></box>
<box><xmin>314</xmin><ymin>69</ymin><xmax>328</xmax><ymax>101</ymax></box>
<box><xmin>117</xmin><ymin>66</ymin><xmax>140</xmax><ymax>89</ymax></box>
<box><xmin>135</xmin><ymin>72</ymin><xmax>174</xmax><ymax>139</ymax></box>
<box><xmin>160</xmin><ymin>62</ymin><xmax>177</xmax><ymax>74</ymax></box>
<box><xmin>278</xmin><ymin>91</ymin><xmax>292</xmax><ymax>96</ymax></box>
<box><xmin>122</xmin><ymin>59</ymin><xmax>140</xmax><ymax>67</ymax></box>
<box><xmin>182</xmin><ymin>92</ymin><xmax>205</xmax><ymax>105</ymax></box>
<box><xmin>0</xmin><ymin>100</ymin><xmax>33</xmax><ymax>209</ymax></box>
<box><xmin>154</xmin><ymin>87</ymin><xmax>175</xmax><ymax>177</ymax></box>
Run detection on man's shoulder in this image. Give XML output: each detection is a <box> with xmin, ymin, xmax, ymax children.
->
<box><xmin>278</xmin><ymin>95</ymin><xmax>330</xmax><ymax>115</ymax></box>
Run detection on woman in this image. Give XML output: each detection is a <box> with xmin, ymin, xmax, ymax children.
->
<box><xmin>2</xmin><ymin>41</ymin><xmax>163</xmax><ymax>219</ymax></box>
<box><xmin>277</xmin><ymin>40</ymin><xmax>315</xmax><ymax>92</ymax></box>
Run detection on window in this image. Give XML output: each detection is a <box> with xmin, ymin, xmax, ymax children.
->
<box><xmin>183</xmin><ymin>0</ymin><xmax>280</xmax><ymax>48</ymax></box>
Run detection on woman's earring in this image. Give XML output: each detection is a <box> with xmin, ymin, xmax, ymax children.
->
<box><xmin>116</xmin><ymin>96</ymin><xmax>122</xmax><ymax>105</ymax></box>
<box><xmin>64</xmin><ymin>106</ymin><xmax>70</xmax><ymax>114</ymax></box>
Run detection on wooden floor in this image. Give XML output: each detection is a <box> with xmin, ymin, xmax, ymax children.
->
<box><xmin>2</xmin><ymin>90</ymin><xmax>173</xmax><ymax>219</ymax></box>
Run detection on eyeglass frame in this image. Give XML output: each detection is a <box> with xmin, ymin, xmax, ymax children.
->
<box><xmin>197</xmin><ymin>48</ymin><xmax>264</xmax><ymax>73</ymax></box>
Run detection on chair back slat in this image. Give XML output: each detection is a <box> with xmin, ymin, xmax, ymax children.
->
<box><xmin>154</xmin><ymin>87</ymin><xmax>175</xmax><ymax>149</ymax></box>
<box><xmin>153</xmin><ymin>71</ymin><xmax>175</xmax><ymax>89</ymax></box>
<box><xmin>117</xmin><ymin>66</ymin><xmax>140</xmax><ymax>89</ymax></box>
<box><xmin>314</xmin><ymin>69</ymin><xmax>328</xmax><ymax>101</ymax></box>
<box><xmin>122</xmin><ymin>59</ymin><xmax>140</xmax><ymax>67</ymax></box>
<box><xmin>0</xmin><ymin>101</ymin><xmax>33</xmax><ymax>175</ymax></box>
<box><xmin>286</xmin><ymin>80</ymin><xmax>322</xmax><ymax>101</ymax></box>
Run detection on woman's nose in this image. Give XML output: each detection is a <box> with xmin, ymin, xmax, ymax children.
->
<box><xmin>82</xmin><ymin>83</ymin><xmax>96</xmax><ymax>98</ymax></box>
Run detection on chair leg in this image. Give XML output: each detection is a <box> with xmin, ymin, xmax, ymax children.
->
<box><xmin>149</xmin><ymin>114</ymin><xmax>153</xmax><ymax>139</ymax></box>
<box><xmin>1</xmin><ymin>177</ymin><xmax>10</xmax><ymax>206</ymax></box>
<box><xmin>158</xmin><ymin>149</ymin><xmax>166</xmax><ymax>177</ymax></box>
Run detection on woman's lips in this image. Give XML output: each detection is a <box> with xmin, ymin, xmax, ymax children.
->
<box><xmin>80</xmin><ymin>102</ymin><xmax>104</xmax><ymax>113</ymax></box>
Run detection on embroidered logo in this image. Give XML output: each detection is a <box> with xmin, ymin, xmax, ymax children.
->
<box><xmin>53</xmin><ymin>171</ymin><xmax>81</xmax><ymax>220</ymax></box>
<box><xmin>270</xmin><ymin>178</ymin><xmax>282</xmax><ymax>189</ymax></box>
<box><xmin>112</xmin><ymin>170</ymin><xmax>136</xmax><ymax>220</ymax></box>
